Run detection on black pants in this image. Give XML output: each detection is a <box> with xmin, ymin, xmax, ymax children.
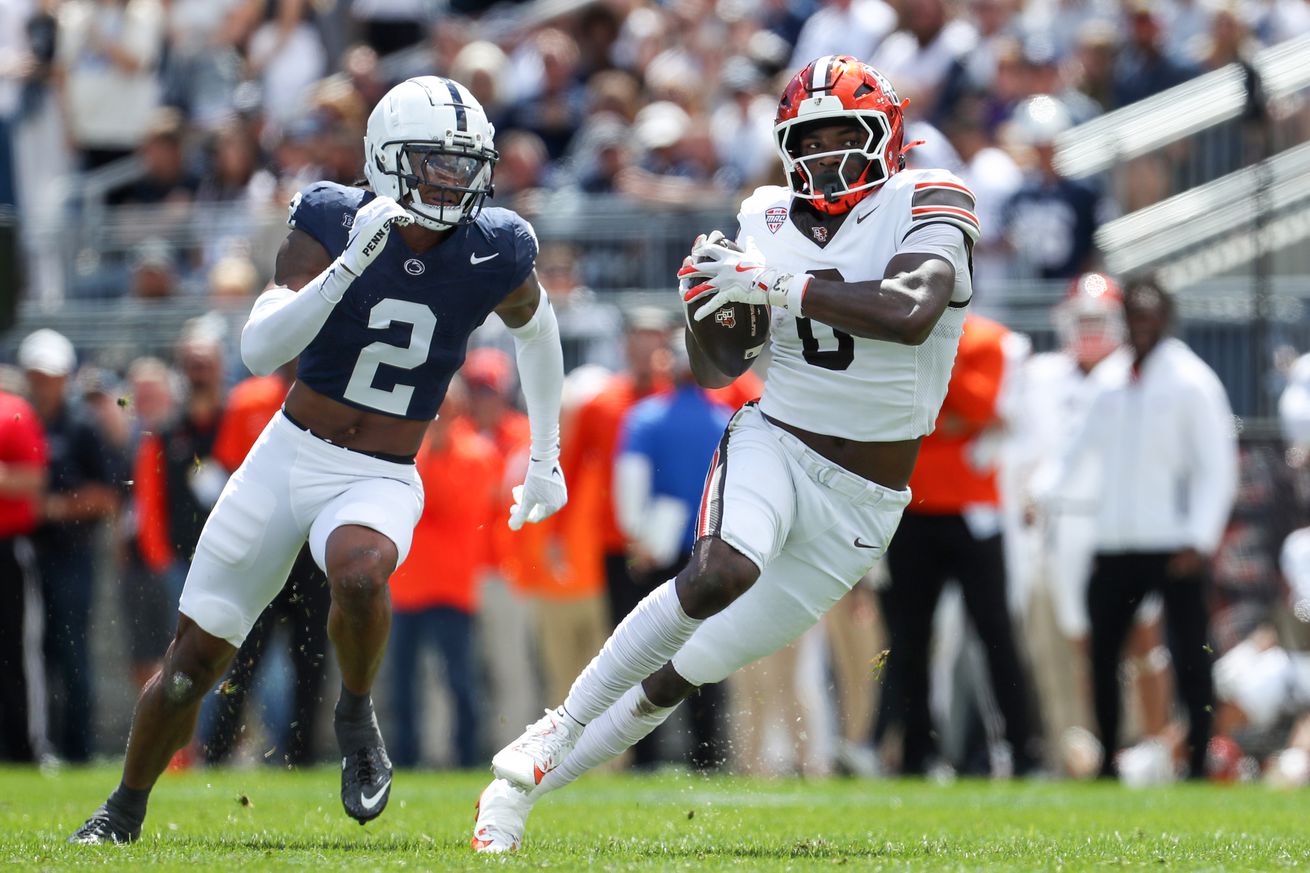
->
<box><xmin>878</xmin><ymin>513</ymin><xmax>1037</xmax><ymax>774</ymax></box>
<box><xmin>201</xmin><ymin>548</ymin><xmax>331</xmax><ymax>766</ymax></box>
<box><xmin>0</xmin><ymin>537</ymin><xmax>34</xmax><ymax>761</ymax></box>
<box><xmin>1087</xmin><ymin>552</ymin><xmax>1213</xmax><ymax>778</ymax></box>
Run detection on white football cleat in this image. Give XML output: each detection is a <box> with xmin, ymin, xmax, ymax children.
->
<box><xmin>491</xmin><ymin>706</ymin><xmax>581</xmax><ymax>790</ymax></box>
<box><xmin>470</xmin><ymin>778</ymin><xmax>534</xmax><ymax>853</ymax></box>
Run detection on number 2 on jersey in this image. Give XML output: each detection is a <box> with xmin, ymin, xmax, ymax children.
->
<box><xmin>343</xmin><ymin>298</ymin><xmax>436</xmax><ymax>416</ymax></box>
<box><xmin>796</xmin><ymin>268</ymin><xmax>854</xmax><ymax>371</ymax></box>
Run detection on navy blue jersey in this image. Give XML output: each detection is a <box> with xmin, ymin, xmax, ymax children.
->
<box><xmin>288</xmin><ymin>182</ymin><xmax>537</xmax><ymax>420</ymax></box>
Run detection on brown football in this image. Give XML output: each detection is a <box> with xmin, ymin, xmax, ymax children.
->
<box><xmin>686</xmin><ymin>298</ymin><xmax>770</xmax><ymax>378</ymax></box>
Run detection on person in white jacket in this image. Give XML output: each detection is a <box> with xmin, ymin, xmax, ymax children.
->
<box><xmin>1045</xmin><ymin>277</ymin><xmax>1238</xmax><ymax>779</ymax></box>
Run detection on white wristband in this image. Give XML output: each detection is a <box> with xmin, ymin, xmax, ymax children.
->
<box><xmin>768</xmin><ymin>272</ymin><xmax>811</xmax><ymax>315</ymax></box>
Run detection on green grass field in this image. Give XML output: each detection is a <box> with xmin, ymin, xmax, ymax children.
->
<box><xmin>4</xmin><ymin>765</ymin><xmax>1310</xmax><ymax>871</ymax></box>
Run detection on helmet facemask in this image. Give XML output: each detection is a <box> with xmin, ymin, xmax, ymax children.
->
<box><xmin>776</xmin><ymin>114</ymin><xmax>892</xmax><ymax>214</ymax></box>
<box><xmin>379</xmin><ymin>136</ymin><xmax>496</xmax><ymax>231</ymax></box>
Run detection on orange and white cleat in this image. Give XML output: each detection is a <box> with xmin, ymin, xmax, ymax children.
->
<box><xmin>471</xmin><ymin>778</ymin><xmax>533</xmax><ymax>853</ymax></box>
<box><xmin>491</xmin><ymin>706</ymin><xmax>581</xmax><ymax>790</ymax></box>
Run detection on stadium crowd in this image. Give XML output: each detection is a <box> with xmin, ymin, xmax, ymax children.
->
<box><xmin>1</xmin><ymin>0</ymin><xmax>1310</xmax><ymax>789</ymax></box>
<box><xmin>1</xmin><ymin>0</ymin><xmax>1307</xmax><ymax>303</ymax></box>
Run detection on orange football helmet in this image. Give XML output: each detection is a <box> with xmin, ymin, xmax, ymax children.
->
<box><xmin>774</xmin><ymin>55</ymin><xmax>908</xmax><ymax>215</ymax></box>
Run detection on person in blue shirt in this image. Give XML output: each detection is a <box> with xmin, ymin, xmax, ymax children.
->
<box><xmin>613</xmin><ymin>334</ymin><xmax>731</xmax><ymax>771</ymax></box>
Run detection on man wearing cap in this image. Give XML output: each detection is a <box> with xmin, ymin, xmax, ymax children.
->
<box><xmin>19</xmin><ymin>328</ymin><xmax>125</xmax><ymax>763</ymax></box>
<box><xmin>1000</xmin><ymin>94</ymin><xmax>1108</xmax><ymax>281</ymax></box>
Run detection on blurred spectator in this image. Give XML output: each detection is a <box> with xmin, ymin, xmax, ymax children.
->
<box><xmin>463</xmin><ymin>348</ymin><xmax>538</xmax><ymax>750</ymax></box>
<box><xmin>566</xmin><ymin>114</ymin><xmax>633</xmax><ymax>194</ymax></box>
<box><xmin>493</xmin><ymin>130</ymin><xmax>550</xmax><ymax>210</ymax></box>
<box><xmin>132</xmin><ymin>319</ymin><xmax>226</xmax><ymax>606</ymax></box>
<box><xmin>349</xmin><ymin>0</ymin><xmax>429</xmax><ymax>55</ymax></box>
<box><xmin>560</xmin><ymin>306</ymin><xmax>672</xmax><ymax>639</ymax></box>
<box><xmin>878</xmin><ymin>314</ymin><xmax>1040</xmax><ymax>776</ymax></box>
<box><xmin>1070</xmin><ymin>19</ymin><xmax>1118</xmax><ymax>113</ymax></box>
<box><xmin>502</xmin><ymin>29</ymin><xmax>588</xmax><ymax>163</ymax></box>
<box><xmin>1112</xmin><ymin>5</ymin><xmax>1200</xmax><ymax>109</ymax></box>
<box><xmin>20</xmin><ymin>328</ymin><xmax>124</xmax><ymax>763</ymax></box>
<box><xmin>241</xmin><ymin>0</ymin><xmax>327</xmax><ymax>124</ymax></box>
<box><xmin>388</xmin><ymin>380</ymin><xmax>497</xmax><ymax>768</ymax></box>
<box><xmin>1043</xmin><ymin>279</ymin><xmax>1238</xmax><ymax>778</ymax></box>
<box><xmin>117</xmin><ymin>356</ymin><xmax>177</xmax><ymax>688</ymax></box>
<box><xmin>201</xmin><ymin>361</ymin><xmax>329</xmax><ymax>767</ymax></box>
<box><xmin>1000</xmin><ymin>95</ymin><xmax>1108</xmax><ymax>282</ymax></box>
<box><xmin>450</xmin><ymin>40</ymin><xmax>509</xmax><ymax>127</ymax></box>
<box><xmin>56</xmin><ymin>0</ymin><xmax>166</xmax><ymax>168</ymax></box>
<box><xmin>870</xmin><ymin>0</ymin><xmax>977</xmax><ymax>118</ymax></box>
<box><xmin>0</xmin><ymin>387</ymin><xmax>46</xmax><ymax>763</ymax></box>
<box><xmin>535</xmin><ymin>242</ymin><xmax>624</xmax><ymax>372</ymax></box>
<box><xmin>930</xmin><ymin>0</ymin><xmax>1016</xmax><ymax>125</ymax></box>
<box><xmin>709</xmin><ymin>57</ymin><xmax>777</xmax><ymax>193</ymax></box>
<box><xmin>108</xmin><ymin>108</ymin><xmax>199</xmax><ymax>207</ymax></box>
<box><xmin>206</xmin><ymin>252</ymin><xmax>260</xmax><ymax>302</ymax></box>
<box><xmin>1019</xmin><ymin>0</ymin><xmax>1117</xmax><ymax>59</ymax></box>
<box><xmin>1157</xmin><ymin>0</ymin><xmax>1215</xmax><ymax>67</ymax></box>
<box><xmin>1011</xmin><ymin>275</ymin><xmax>1169</xmax><ymax>768</ymax></box>
<box><xmin>788</xmin><ymin>0</ymin><xmax>895</xmax><ymax>71</ymax></box>
<box><xmin>1021</xmin><ymin>33</ymin><xmax>1103</xmax><ymax>126</ymax></box>
<box><xmin>522</xmin><ymin>364</ymin><xmax>612</xmax><ymax>707</ymax></box>
<box><xmin>614</xmin><ymin>332</ymin><xmax>731</xmax><ymax>771</ymax></box>
<box><xmin>197</xmin><ymin>121</ymin><xmax>260</xmax><ymax>204</ymax></box>
<box><xmin>942</xmin><ymin>96</ymin><xmax>1022</xmax><ymax>303</ymax></box>
<box><xmin>340</xmin><ymin>43</ymin><xmax>388</xmax><ymax>110</ymax></box>
<box><xmin>129</xmin><ymin>237</ymin><xmax>180</xmax><ymax>299</ymax></box>
<box><xmin>159</xmin><ymin>0</ymin><xmax>244</xmax><ymax>128</ymax></box>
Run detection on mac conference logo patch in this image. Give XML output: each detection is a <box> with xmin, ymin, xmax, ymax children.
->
<box><xmin>765</xmin><ymin>207</ymin><xmax>787</xmax><ymax>234</ymax></box>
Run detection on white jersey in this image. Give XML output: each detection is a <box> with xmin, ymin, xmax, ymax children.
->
<box><xmin>749</xmin><ymin>168</ymin><xmax>977</xmax><ymax>441</ymax></box>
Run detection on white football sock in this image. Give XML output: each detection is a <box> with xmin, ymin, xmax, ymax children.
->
<box><xmin>538</xmin><ymin>684</ymin><xmax>676</xmax><ymax>795</ymax></box>
<box><xmin>562</xmin><ymin>579</ymin><xmax>700</xmax><ymax>723</ymax></box>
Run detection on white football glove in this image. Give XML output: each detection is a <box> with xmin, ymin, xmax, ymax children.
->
<box><xmin>340</xmin><ymin>195</ymin><xmax>412</xmax><ymax>277</ymax></box>
<box><xmin>683</xmin><ymin>232</ymin><xmax>811</xmax><ymax>321</ymax></box>
<box><xmin>508</xmin><ymin>456</ymin><xmax>568</xmax><ymax>531</ymax></box>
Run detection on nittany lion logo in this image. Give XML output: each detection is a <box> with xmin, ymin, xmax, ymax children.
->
<box><xmin>715</xmin><ymin>308</ymin><xmax>737</xmax><ymax>329</ymax></box>
<box><xmin>403</xmin><ymin>258</ymin><xmax>425</xmax><ymax>276</ymax></box>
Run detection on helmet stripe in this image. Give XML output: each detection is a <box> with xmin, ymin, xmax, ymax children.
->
<box><xmin>812</xmin><ymin>56</ymin><xmax>833</xmax><ymax>92</ymax></box>
<box><xmin>444</xmin><ymin>79</ymin><xmax>467</xmax><ymax>131</ymax></box>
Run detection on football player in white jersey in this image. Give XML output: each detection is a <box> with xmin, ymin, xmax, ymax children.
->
<box><xmin>473</xmin><ymin>55</ymin><xmax>980</xmax><ymax>852</ymax></box>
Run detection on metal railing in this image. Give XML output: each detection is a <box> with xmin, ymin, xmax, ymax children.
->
<box><xmin>1054</xmin><ymin>33</ymin><xmax>1310</xmax><ymax>181</ymax></box>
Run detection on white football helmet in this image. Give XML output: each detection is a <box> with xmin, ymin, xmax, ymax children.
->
<box><xmin>364</xmin><ymin>76</ymin><xmax>498</xmax><ymax>231</ymax></box>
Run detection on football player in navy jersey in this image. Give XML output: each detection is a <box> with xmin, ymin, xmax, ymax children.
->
<box><xmin>70</xmin><ymin>77</ymin><xmax>569</xmax><ymax>844</ymax></box>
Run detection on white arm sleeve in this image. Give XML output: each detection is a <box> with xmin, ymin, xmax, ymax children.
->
<box><xmin>507</xmin><ymin>289</ymin><xmax>564</xmax><ymax>461</ymax></box>
<box><xmin>239</xmin><ymin>261</ymin><xmax>354</xmax><ymax>376</ymax></box>
<box><xmin>1185</xmin><ymin>372</ymin><xmax>1238</xmax><ymax>554</ymax></box>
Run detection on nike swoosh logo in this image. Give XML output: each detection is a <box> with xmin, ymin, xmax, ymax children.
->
<box><xmin>855</xmin><ymin>206</ymin><xmax>880</xmax><ymax>224</ymax></box>
<box><xmin>853</xmin><ymin>537</ymin><xmax>878</xmax><ymax>550</ymax></box>
<box><xmin>360</xmin><ymin>779</ymin><xmax>391</xmax><ymax>810</ymax></box>
<box><xmin>470</xmin><ymin>252</ymin><xmax>500</xmax><ymax>265</ymax></box>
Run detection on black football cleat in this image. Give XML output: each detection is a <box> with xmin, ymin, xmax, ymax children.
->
<box><xmin>340</xmin><ymin>743</ymin><xmax>393</xmax><ymax>824</ymax></box>
<box><xmin>68</xmin><ymin>805</ymin><xmax>141</xmax><ymax>845</ymax></box>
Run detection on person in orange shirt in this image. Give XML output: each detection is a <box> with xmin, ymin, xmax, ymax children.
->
<box><xmin>518</xmin><ymin>365</ymin><xmax>612</xmax><ymax>707</ymax></box>
<box><xmin>877</xmin><ymin>314</ymin><xmax>1039</xmax><ymax>777</ymax></box>
<box><xmin>388</xmin><ymin>378</ymin><xmax>499</xmax><ymax>768</ymax></box>
<box><xmin>461</xmin><ymin>348</ymin><xmax>542</xmax><ymax>748</ymax></box>
<box><xmin>199</xmin><ymin>360</ymin><xmax>333</xmax><ymax>767</ymax></box>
